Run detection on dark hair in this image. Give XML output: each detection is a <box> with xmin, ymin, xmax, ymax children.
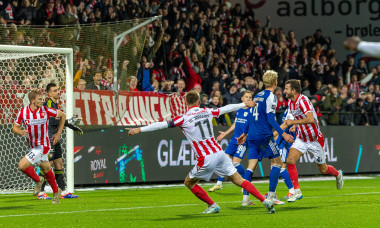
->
<box><xmin>185</xmin><ymin>90</ymin><xmax>200</xmax><ymax>105</ymax></box>
<box><xmin>46</xmin><ymin>82</ymin><xmax>57</xmax><ymax>93</ymax></box>
<box><xmin>285</xmin><ymin>79</ymin><xmax>301</xmax><ymax>93</ymax></box>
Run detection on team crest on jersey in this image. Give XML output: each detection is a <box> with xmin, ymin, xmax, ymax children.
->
<box><xmin>41</xmin><ymin>113</ymin><xmax>45</xmax><ymax>118</ymax></box>
<box><xmin>244</xmin><ymin>112</ymin><xmax>248</xmax><ymax>117</ymax></box>
<box><xmin>24</xmin><ymin>119</ymin><xmax>30</xmax><ymax>125</ymax></box>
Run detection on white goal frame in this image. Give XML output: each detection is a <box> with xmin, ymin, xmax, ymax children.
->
<box><xmin>0</xmin><ymin>45</ymin><xmax>74</xmax><ymax>193</ymax></box>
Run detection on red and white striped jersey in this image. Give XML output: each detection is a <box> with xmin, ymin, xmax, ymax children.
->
<box><xmin>169</xmin><ymin>106</ymin><xmax>223</xmax><ymax>159</ymax></box>
<box><xmin>14</xmin><ymin>105</ymin><xmax>58</xmax><ymax>151</ymax></box>
<box><xmin>288</xmin><ymin>94</ymin><xmax>324</xmax><ymax>145</ymax></box>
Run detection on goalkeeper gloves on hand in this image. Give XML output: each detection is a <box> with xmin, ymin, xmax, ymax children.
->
<box><xmin>68</xmin><ymin>115</ymin><xmax>82</xmax><ymax>126</ymax></box>
<box><xmin>72</xmin><ymin>125</ymin><xmax>84</xmax><ymax>136</ymax></box>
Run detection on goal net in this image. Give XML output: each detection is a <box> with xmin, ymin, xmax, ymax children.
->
<box><xmin>0</xmin><ymin>45</ymin><xmax>74</xmax><ymax>193</ymax></box>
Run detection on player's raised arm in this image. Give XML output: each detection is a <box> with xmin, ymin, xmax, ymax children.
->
<box><xmin>217</xmin><ymin>100</ymin><xmax>258</xmax><ymax>116</ymax></box>
<box><xmin>344</xmin><ymin>36</ymin><xmax>380</xmax><ymax>58</ymax></box>
<box><xmin>127</xmin><ymin>115</ymin><xmax>184</xmax><ymax>136</ymax></box>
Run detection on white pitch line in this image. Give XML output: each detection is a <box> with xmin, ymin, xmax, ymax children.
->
<box><xmin>0</xmin><ymin>192</ymin><xmax>380</xmax><ymax>218</ymax></box>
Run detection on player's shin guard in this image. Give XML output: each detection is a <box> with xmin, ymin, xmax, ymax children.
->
<box><xmin>190</xmin><ymin>185</ymin><xmax>214</xmax><ymax>206</ymax></box>
<box><xmin>233</xmin><ymin>162</ymin><xmax>245</xmax><ymax>177</ymax></box>
<box><xmin>54</xmin><ymin>169</ymin><xmax>66</xmax><ymax>191</ymax></box>
<box><xmin>280</xmin><ymin>168</ymin><xmax>294</xmax><ymax>190</ymax></box>
<box><xmin>45</xmin><ymin>169</ymin><xmax>59</xmax><ymax>193</ymax></box>
<box><xmin>287</xmin><ymin>164</ymin><xmax>300</xmax><ymax>189</ymax></box>
<box><xmin>22</xmin><ymin>165</ymin><xmax>40</xmax><ymax>183</ymax></box>
<box><xmin>325</xmin><ymin>165</ymin><xmax>339</xmax><ymax>177</ymax></box>
<box><xmin>269</xmin><ymin>165</ymin><xmax>281</xmax><ymax>194</ymax></box>
<box><xmin>241</xmin><ymin>180</ymin><xmax>265</xmax><ymax>202</ymax></box>
<box><xmin>243</xmin><ymin>169</ymin><xmax>253</xmax><ymax>196</ymax></box>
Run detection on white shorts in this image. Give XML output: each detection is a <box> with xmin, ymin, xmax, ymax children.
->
<box><xmin>25</xmin><ymin>145</ymin><xmax>50</xmax><ymax>165</ymax></box>
<box><xmin>290</xmin><ymin>138</ymin><xmax>326</xmax><ymax>164</ymax></box>
<box><xmin>189</xmin><ymin>151</ymin><xmax>236</xmax><ymax>181</ymax></box>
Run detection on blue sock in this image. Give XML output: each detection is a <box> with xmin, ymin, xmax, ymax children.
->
<box><xmin>235</xmin><ymin>164</ymin><xmax>245</xmax><ymax>177</ymax></box>
<box><xmin>217</xmin><ymin>176</ymin><xmax>224</xmax><ymax>182</ymax></box>
<box><xmin>280</xmin><ymin>168</ymin><xmax>293</xmax><ymax>190</ymax></box>
<box><xmin>243</xmin><ymin>169</ymin><xmax>253</xmax><ymax>196</ymax></box>
<box><xmin>269</xmin><ymin>165</ymin><xmax>281</xmax><ymax>192</ymax></box>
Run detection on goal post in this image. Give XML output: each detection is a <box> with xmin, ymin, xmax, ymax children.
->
<box><xmin>0</xmin><ymin>45</ymin><xmax>74</xmax><ymax>193</ymax></box>
<box><xmin>113</xmin><ymin>15</ymin><xmax>162</xmax><ymax>93</ymax></box>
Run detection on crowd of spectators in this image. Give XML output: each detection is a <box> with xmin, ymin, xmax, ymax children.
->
<box><xmin>1</xmin><ymin>0</ymin><xmax>379</xmax><ymax>126</ymax></box>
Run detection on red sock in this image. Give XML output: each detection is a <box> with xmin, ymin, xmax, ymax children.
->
<box><xmin>325</xmin><ymin>165</ymin><xmax>339</xmax><ymax>177</ymax></box>
<box><xmin>242</xmin><ymin>180</ymin><xmax>266</xmax><ymax>202</ymax></box>
<box><xmin>287</xmin><ymin>164</ymin><xmax>300</xmax><ymax>189</ymax></box>
<box><xmin>190</xmin><ymin>185</ymin><xmax>214</xmax><ymax>206</ymax></box>
<box><xmin>22</xmin><ymin>166</ymin><xmax>40</xmax><ymax>183</ymax></box>
<box><xmin>45</xmin><ymin>169</ymin><xmax>59</xmax><ymax>193</ymax></box>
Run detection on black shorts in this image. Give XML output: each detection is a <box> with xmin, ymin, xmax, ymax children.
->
<box><xmin>49</xmin><ymin>142</ymin><xmax>63</xmax><ymax>161</ymax></box>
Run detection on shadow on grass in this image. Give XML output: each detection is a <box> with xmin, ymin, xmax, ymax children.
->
<box><xmin>210</xmin><ymin>192</ymin><xmax>241</xmax><ymax>196</ymax></box>
<box><xmin>0</xmin><ymin>205</ymin><xmax>33</xmax><ymax>210</ymax></box>
<box><xmin>149</xmin><ymin>213</ymin><xmax>227</xmax><ymax>221</ymax></box>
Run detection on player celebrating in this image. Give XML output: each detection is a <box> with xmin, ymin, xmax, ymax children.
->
<box><xmin>237</xmin><ymin>70</ymin><xmax>295</xmax><ymax>205</ymax></box>
<box><xmin>12</xmin><ymin>89</ymin><xmax>65</xmax><ymax>204</ymax></box>
<box><xmin>209</xmin><ymin>91</ymin><xmax>253</xmax><ymax>193</ymax></box>
<box><xmin>127</xmin><ymin>91</ymin><xmax>276</xmax><ymax>214</ymax></box>
<box><xmin>37</xmin><ymin>83</ymin><xmax>82</xmax><ymax>199</ymax></box>
<box><xmin>283</xmin><ymin>79</ymin><xmax>344</xmax><ymax>197</ymax></box>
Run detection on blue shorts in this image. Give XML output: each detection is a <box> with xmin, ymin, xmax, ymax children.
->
<box><xmin>247</xmin><ymin>136</ymin><xmax>280</xmax><ymax>160</ymax></box>
<box><xmin>278</xmin><ymin>141</ymin><xmax>291</xmax><ymax>163</ymax></box>
<box><xmin>225</xmin><ymin>143</ymin><xmax>248</xmax><ymax>159</ymax></box>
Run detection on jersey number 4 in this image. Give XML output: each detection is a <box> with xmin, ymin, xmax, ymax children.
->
<box><xmin>195</xmin><ymin>120</ymin><xmax>213</xmax><ymax>140</ymax></box>
<box><xmin>252</xmin><ymin>104</ymin><xmax>259</xmax><ymax>121</ymax></box>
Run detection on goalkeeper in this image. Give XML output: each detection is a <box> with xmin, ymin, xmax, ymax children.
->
<box><xmin>38</xmin><ymin>82</ymin><xmax>83</xmax><ymax>199</ymax></box>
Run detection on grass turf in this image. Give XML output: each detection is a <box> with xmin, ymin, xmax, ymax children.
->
<box><xmin>0</xmin><ymin>177</ymin><xmax>379</xmax><ymax>227</ymax></box>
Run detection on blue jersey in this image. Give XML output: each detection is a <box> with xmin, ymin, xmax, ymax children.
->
<box><xmin>276</xmin><ymin>108</ymin><xmax>297</xmax><ymax>148</ymax></box>
<box><xmin>229</xmin><ymin>108</ymin><xmax>251</xmax><ymax>145</ymax></box>
<box><xmin>245</xmin><ymin>90</ymin><xmax>280</xmax><ymax>141</ymax></box>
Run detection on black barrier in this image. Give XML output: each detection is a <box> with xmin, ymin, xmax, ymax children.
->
<box><xmin>74</xmin><ymin>126</ymin><xmax>380</xmax><ymax>185</ymax></box>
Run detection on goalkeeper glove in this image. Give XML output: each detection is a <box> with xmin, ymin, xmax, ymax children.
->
<box><xmin>72</xmin><ymin>125</ymin><xmax>84</xmax><ymax>136</ymax></box>
<box><xmin>68</xmin><ymin>115</ymin><xmax>82</xmax><ymax>126</ymax></box>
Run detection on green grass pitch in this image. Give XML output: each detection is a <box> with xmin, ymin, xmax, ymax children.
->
<box><xmin>0</xmin><ymin>177</ymin><xmax>379</xmax><ymax>227</ymax></box>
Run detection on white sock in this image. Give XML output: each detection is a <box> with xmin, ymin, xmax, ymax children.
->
<box><xmin>289</xmin><ymin>188</ymin><xmax>295</xmax><ymax>194</ymax></box>
<box><xmin>210</xmin><ymin>203</ymin><xmax>217</xmax><ymax>207</ymax></box>
<box><xmin>243</xmin><ymin>195</ymin><xmax>250</xmax><ymax>201</ymax></box>
<box><xmin>216</xmin><ymin>181</ymin><xmax>223</xmax><ymax>186</ymax></box>
<box><xmin>295</xmin><ymin>188</ymin><xmax>301</xmax><ymax>194</ymax></box>
<box><xmin>268</xmin><ymin>191</ymin><xmax>276</xmax><ymax>198</ymax></box>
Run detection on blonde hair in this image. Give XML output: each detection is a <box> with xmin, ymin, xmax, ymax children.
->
<box><xmin>28</xmin><ymin>88</ymin><xmax>42</xmax><ymax>102</ymax></box>
<box><xmin>103</xmin><ymin>69</ymin><xmax>113</xmax><ymax>78</ymax></box>
<box><xmin>263</xmin><ymin>70</ymin><xmax>278</xmax><ymax>88</ymax></box>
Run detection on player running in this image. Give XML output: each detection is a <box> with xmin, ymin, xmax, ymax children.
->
<box><xmin>12</xmin><ymin>89</ymin><xmax>65</xmax><ymax>204</ymax></box>
<box><xmin>37</xmin><ymin>83</ymin><xmax>82</xmax><ymax>199</ymax></box>
<box><xmin>237</xmin><ymin>70</ymin><xmax>296</xmax><ymax>205</ymax></box>
<box><xmin>208</xmin><ymin>91</ymin><xmax>253</xmax><ymax>193</ymax></box>
<box><xmin>283</xmin><ymin>79</ymin><xmax>344</xmax><ymax>198</ymax></box>
<box><xmin>127</xmin><ymin>91</ymin><xmax>276</xmax><ymax>214</ymax></box>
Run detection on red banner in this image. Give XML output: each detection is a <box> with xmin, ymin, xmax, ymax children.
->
<box><xmin>0</xmin><ymin>87</ymin><xmax>187</xmax><ymax>126</ymax></box>
<box><xmin>74</xmin><ymin>89</ymin><xmax>187</xmax><ymax>126</ymax></box>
